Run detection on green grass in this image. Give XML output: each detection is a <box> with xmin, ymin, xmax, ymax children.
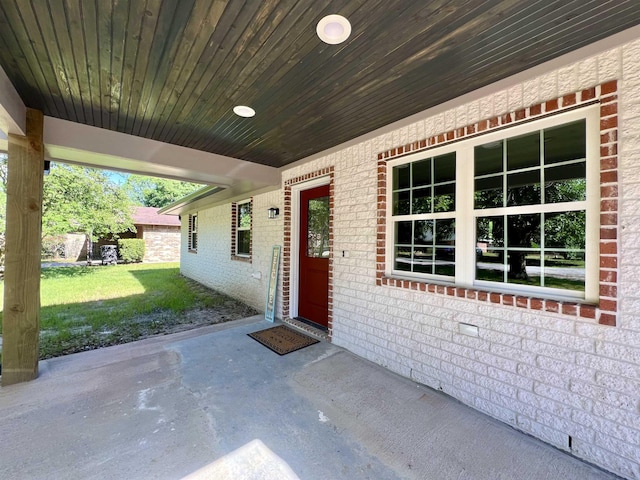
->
<box><xmin>480</xmin><ymin>252</ymin><xmax>585</xmax><ymax>268</ymax></box>
<box><xmin>0</xmin><ymin>263</ymin><xmax>258</xmax><ymax>360</ymax></box>
<box><xmin>476</xmin><ymin>268</ymin><xmax>585</xmax><ymax>291</ymax></box>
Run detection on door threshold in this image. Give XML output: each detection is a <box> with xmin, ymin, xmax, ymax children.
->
<box><xmin>283</xmin><ymin>317</ymin><xmax>330</xmax><ymax>342</ymax></box>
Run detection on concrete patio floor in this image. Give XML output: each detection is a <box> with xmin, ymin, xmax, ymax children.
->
<box><xmin>0</xmin><ymin>315</ymin><xmax>618</xmax><ymax>480</ymax></box>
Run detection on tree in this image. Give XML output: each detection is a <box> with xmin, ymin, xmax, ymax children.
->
<box><xmin>124</xmin><ymin>175</ymin><xmax>201</xmax><ymax>208</ymax></box>
<box><xmin>476</xmin><ymin>178</ymin><xmax>586</xmax><ymax>280</ymax></box>
<box><xmin>43</xmin><ymin>164</ymin><xmax>135</xmax><ymax>261</ymax></box>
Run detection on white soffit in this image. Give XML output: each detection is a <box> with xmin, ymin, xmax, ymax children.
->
<box><xmin>0</xmin><ymin>64</ymin><xmax>25</xmax><ymax>137</ymax></box>
<box><xmin>41</xmin><ymin>117</ymin><xmax>281</xmax><ymax>189</ymax></box>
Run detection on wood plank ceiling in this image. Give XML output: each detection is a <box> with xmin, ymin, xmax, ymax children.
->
<box><xmin>0</xmin><ymin>1</ymin><xmax>639</xmax><ymax>168</ymax></box>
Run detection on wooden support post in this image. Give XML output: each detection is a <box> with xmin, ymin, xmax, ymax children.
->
<box><xmin>1</xmin><ymin>108</ymin><xmax>44</xmax><ymax>386</ymax></box>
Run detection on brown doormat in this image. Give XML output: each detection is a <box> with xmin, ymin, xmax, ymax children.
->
<box><xmin>248</xmin><ymin>325</ymin><xmax>319</xmax><ymax>355</ymax></box>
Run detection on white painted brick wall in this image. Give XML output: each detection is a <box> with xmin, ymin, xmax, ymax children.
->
<box><xmin>181</xmin><ymin>33</ymin><xmax>640</xmax><ymax>479</ymax></box>
<box><xmin>180</xmin><ymin>189</ymin><xmax>284</xmax><ymax>314</ymax></box>
<box><xmin>287</xmin><ymin>35</ymin><xmax>640</xmax><ymax>480</ymax></box>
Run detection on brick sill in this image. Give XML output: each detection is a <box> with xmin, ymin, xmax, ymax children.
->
<box><xmin>378</xmin><ymin>275</ymin><xmax>614</xmax><ymax>325</ymax></box>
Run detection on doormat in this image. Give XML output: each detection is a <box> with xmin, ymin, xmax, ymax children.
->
<box><xmin>248</xmin><ymin>325</ymin><xmax>319</xmax><ymax>355</ymax></box>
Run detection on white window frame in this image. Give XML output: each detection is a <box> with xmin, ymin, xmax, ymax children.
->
<box><xmin>386</xmin><ymin>105</ymin><xmax>600</xmax><ymax>302</ymax></box>
<box><xmin>235</xmin><ymin>199</ymin><xmax>251</xmax><ymax>257</ymax></box>
<box><xmin>189</xmin><ymin>213</ymin><xmax>198</xmax><ymax>253</ymax></box>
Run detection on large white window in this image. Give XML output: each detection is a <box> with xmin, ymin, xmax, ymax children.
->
<box><xmin>387</xmin><ymin>106</ymin><xmax>599</xmax><ymax>301</ymax></box>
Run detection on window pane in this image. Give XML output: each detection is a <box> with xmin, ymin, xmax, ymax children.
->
<box><xmin>395</xmin><ymin>221</ymin><xmax>412</xmax><ymax>245</ymax></box>
<box><xmin>475</xmin><ymin>141</ymin><xmax>503</xmax><ymax>176</ymax></box>
<box><xmin>476</xmin><ymin>216</ymin><xmax>505</xmax><ymax>282</ymax></box>
<box><xmin>544</xmin><ymin>119</ymin><xmax>586</xmax><ymax>165</ymax></box>
<box><xmin>477</xmin><ymin>254</ymin><xmax>506</xmax><ymax>282</ymax></box>
<box><xmin>507</xmin><ymin>170</ymin><xmax>540</xmax><ymax>206</ymax></box>
<box><xmin>434</xmin><ymin>153</ymin><xmax>456</xmax><ymax>183</ymax></box>
<box><xmin>545</xmin><ymin>162</ymin><xmax>586</xmax><ymax>203</ymax></box>
<box><xmin>307</xmin><ymin>197</ymin><xmax>329</xmax><ymax>257</ymax></box>
<box><xmin>238</xmin><ymin>203</ymin><xmax>251</xmax><ymax>228</ymax></box>
<box><xmin>544</xmin><ymin>211</ymin><xmax>585</xmax><ymax>249</ymax></box>
<box><xmin>506</xmin><ymin>251</ymin><xmax>540</xmax><ymax>286</ymax></box>
<box><xmin>412</xmin><ymin>187</ymin><xmax>432</xmax><ymax>214</ymax></box>
<box><xmin>435</xmin><ymin>247</ymin><xmax>455</xmax><ymax>276</ymax></box>
<box><xmin>507</xmin><ymin>131</ymin><xmax>540</xmax><ymax>170</ymax></box>
<box><xmin>544</xmin><ymin>251</ymin><xmax>585</xmax><ymax>291</ymax></box>
<box><xmin>477</xmin><ymin>216</ymin><xmax>504</xmax><ymax>247</ymax></box>
<box><xmin>412</xmin><ymin>159</ymin><xmax>431</xmax><ymax>187</ymax></box>
<box><xmin>474</xmin><ymin>175</ymin><xmax>503</xmax><ymax>209</ymax></box>
<box><xmin>394</xmin><ymin>246</ymin><xmax>412</xmax><ymax>271</ymax></box>
<box><xmin>414</xmin><ymin>220</ymin><xmax>433</xmax><ymax>245</ymax></box>
<box><xmin>393</xmin><ymin>164</ymin><xmax>410</xmax><ymax>190</ymax></box>
<box><xmin>413</xmin><ymin>248</ymin><xmax>433</xmax><ymax>274</ymax></box>
<box><xmin>507</xmin><ymin>214</ymin><xmax>540</xmax><ymax>248</ymax></box>
<box><xmin>393</xmin><ymin>190</ymin><xmax>410</xmax><ymax>215</ymax></box>
<box><xmin>432</xmin><ymin>183</ymin><xmax>454</xmax><ymax>212</ymax></box>
<box><xmin>435</xmin><ymin>218</ymin><xmax>455</xmax><ymax>244</ymax></box>
<box><xmin>237</xmin><ymin>231</ymin><xmax>250</xmax><ymax>255</ymax></box>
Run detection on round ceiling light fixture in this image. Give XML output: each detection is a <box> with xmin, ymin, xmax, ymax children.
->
<box><xmin>233</xmin><ymin>105</ymin><xmax>256</xmax><ymax>118</ymax></box>
<box><xmin>316</xmin><ymin>14</ymin><xmax>351</xmax><ymax>45</ymax></box>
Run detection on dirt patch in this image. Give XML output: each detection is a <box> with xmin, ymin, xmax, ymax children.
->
<box><xmin>124</xmin><ymin>300</ymin><xmax>259</xmax><ymax>337</ymax></box>
<box><xmin>37</xmin><ymin>282</ymin><xmax>260</xmax><ymax>360</ymax></box>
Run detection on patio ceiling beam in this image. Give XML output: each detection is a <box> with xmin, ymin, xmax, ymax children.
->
<box><xmin>2</xmin><ymin>108</ymin><xmax>43</xmax><ymax>386</ymax></box>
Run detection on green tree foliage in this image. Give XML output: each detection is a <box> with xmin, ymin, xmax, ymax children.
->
<box><xmin>43</xmin><ymin>164</ymin><xmax>135</xmax><ymax>260</ymax></box>
<box><xmin>476</xmin><ymin>178</ymin><xmax>586</xmax><ymax>280</ymax></box>
<box><xmin>124</xmin><ymin>175</ymin><xmax>201</xmax><ymax>208</ymax></box>
<box><xmin>307</xmin><ymin>197</ymin><xmax>330</xmax><ymax>257</ymax></box>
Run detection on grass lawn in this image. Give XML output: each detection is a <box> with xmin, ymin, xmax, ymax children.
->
<box><xmin>0</xmin><ymin>262</ymin><xmax>258</xmax><ymax>360</ymax></box>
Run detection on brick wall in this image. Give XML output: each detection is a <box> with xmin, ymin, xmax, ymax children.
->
<box><xmin>143</xmin><ymin>225</ymin><xmax>180</xmax><ymax>262</ymax></box>
<box><xmin>180</xmin><ymin>189</ymin><xmax>284</xmax><ymax>313</ymax></box>
<box><xmin>375</xmin><ymin>81</ymin><xmax>618</xmax><ymax>325</ymax></box>
<box><xmin>180</xmin><ymin>34</ymin><xmax>640</xmax><ymax>479</ymax></box>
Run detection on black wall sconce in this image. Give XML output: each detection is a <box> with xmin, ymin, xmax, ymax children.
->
<box><xmin>267</xmin><ymin>207</ymin><xmax>280</xmax><ymax>219</ymax></box>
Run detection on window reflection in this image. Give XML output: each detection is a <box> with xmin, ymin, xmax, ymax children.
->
<box><xmin>307</xmin><ymin>196</ymin><xmax>330</xmax><ymax>258</ymax></box>
<box><xmin>394</xmin><ymin>218</ymin><xmax>455</xmax><ymax>276</ymax></box>
<box><xmin>475</xmin><ymin>212</ymin><xmax>585</xmax><ymax>291</ymax></box>
<box><xmin>507</xmin><ymin>131</ymin><xmax>540</xmax><ymax>170</ymax></box>
<box><xmin>544</xmin><ymin>120</ymin><xmax>586</xmax><ymax>165</ymax></box>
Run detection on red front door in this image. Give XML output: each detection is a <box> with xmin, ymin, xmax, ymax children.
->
<box><xmin>298</xmin><ymin>185</ymin><xmax>330</xmax><ymax>328</ymax></box>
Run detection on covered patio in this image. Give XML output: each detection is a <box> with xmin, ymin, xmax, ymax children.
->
<box><xmin>0</xmin><ymin>316</ymin><xmax>617</xmax><ymax>479</ymax></box>
<box><xmin>1</xmin><ymin>2</ymin><xmax>640</xmax><ymax>478</ymax></box>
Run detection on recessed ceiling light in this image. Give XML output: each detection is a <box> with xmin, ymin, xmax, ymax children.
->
<box><xmin>317</xmin><ymin>14</ymin><xmax>351</xmax><ymax>45</ymax></box>
<box><xmin>233</xmin><ymin>105</ymin><xmax>255</xmax><ymax>118</ymax></box>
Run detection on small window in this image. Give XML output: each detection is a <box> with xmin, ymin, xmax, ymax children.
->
<box><xmin>233</xmin><ymin>199</ymin><xmax>252</xmax><ymax>258</ymax></box>
<box><xmin>188</xmin><ymin>214</ymin><xmax>198</xmax><ymax>253</ymax></box>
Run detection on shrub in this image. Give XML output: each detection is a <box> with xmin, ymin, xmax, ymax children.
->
<box><xmin>118</xmin><ymin>239</ymin><xmax>145</xmax><ymax>263</ymax></box>
<box><xmin>42</xmin><ymin>235</ymin><xmax>66</xmax><ymax>259</ymax></box>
